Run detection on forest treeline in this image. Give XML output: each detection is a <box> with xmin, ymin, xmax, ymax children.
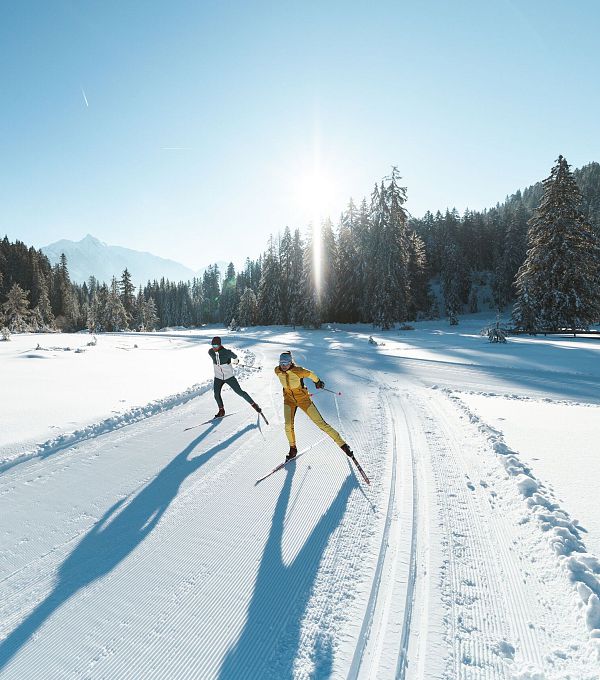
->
<box><xmin>2</xmin><ymin>159</ymin><xmax>600</xmax><ymax>335</ymax></box>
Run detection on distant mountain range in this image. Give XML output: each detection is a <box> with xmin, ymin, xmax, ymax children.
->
<box><xmin>41</xmin><ymin>235</ymin><xmax>228</xmax><ymax>287</ymax></box>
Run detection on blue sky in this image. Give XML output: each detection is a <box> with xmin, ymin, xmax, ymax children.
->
<box><xmin>1</xmin><ymin>0</ymin><xmax>599</xmax><ymax>269</ymax></box>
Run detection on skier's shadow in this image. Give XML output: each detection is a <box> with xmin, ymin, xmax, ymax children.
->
<box><xmin>0</xmin><ymin>421</ymin><xmax>254</xmax><ymax>674</ymax></box>
<box><xmin>218</xmin><ymin>465</ymin><xmax>356</xmax><ymax>680</ymax></box>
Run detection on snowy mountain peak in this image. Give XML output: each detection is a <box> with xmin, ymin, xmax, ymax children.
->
<box><xmin>41</xmin><ymin>235</ymin><xmax>225</xmax><ymax>288</ymax></box>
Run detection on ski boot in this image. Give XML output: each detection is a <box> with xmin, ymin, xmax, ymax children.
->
<box><xmin>214</xmin><ymin>408</ymin><xmax>225</xmax><ymax>419</ymax></box>
<box><xmin>251</xmin><ymin>402</ymin><xmax>262</xmax><ymax>413</ymax></box>
<box><xmin>285</xmin><ymin>446</ymin><xmax>298</xmax><ymax>462</ymax></box>
<box><xmin>340</xmin><ymin>443</ymin><xmax>354</xmax><ymax>459</ymax></box>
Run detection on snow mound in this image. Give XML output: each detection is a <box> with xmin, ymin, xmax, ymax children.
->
<box><xmin>446</xmin><ymin>388</ymin><xmax>600</xmax><ymax>642</ymax></box>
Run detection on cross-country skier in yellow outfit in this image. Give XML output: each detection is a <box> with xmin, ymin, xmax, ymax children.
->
<box><xmin>274</xmin><ymin>351</ymin><xmax>355</xmax><ymax>462</ymax></box>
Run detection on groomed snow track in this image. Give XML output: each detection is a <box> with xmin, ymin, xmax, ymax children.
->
<box><xmin>345</xmin><ymin>389</ymin><xmax>421</xmax><ymax>680</ymax></box>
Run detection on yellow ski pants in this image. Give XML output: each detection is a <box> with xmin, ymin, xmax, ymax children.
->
<box><xmin>284</xmin><ymin>401</ymin><xmax>345</xmax><ymax>447</ymax></box>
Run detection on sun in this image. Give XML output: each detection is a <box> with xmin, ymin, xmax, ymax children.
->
<box><xmin>294</xmin><ymin>167</ymin><xmax>338</xmax><ymax>297</ymax></box>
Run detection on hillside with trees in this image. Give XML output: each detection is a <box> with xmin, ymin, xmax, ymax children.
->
<box><xmin>2</xmin><ymin>159</ymin><xmax>599</xmax><ymax>335</ymax></box>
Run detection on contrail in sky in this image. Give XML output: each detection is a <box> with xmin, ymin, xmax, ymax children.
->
<box><xmin>81</xmin><ymin>88</ymin><xmax>89</xmax><ymax>107</ymax></box>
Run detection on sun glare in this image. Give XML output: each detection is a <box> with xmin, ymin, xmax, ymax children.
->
<box><xmin>295</xmin><ymin>168</ymin><xmax>337</xmax><ymax>298</ymax></box>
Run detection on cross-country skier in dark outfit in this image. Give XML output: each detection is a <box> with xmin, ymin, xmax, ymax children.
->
<box><xmin>208</xmin><ymin>336</ymin><xmax>262</xmax><ymax>418</ymax></box>
<box><xmin>275</xmin><ymin>351</ymin><xmax>355</xmax><ymax>462</ymax></box>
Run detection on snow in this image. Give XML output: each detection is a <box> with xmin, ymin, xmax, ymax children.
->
<box><xmin>1</xmin><ymin>317</ymin><xmax>600</xmax><ymax>678</ymax></box>
<box><xmin>0</xmin><ymin>331</ymin><xmax>246</xmax><ymax>465</ymax></box>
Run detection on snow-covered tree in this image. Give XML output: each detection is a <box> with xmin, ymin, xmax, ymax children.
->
<box><xmin>300</xmin><ymin>232</ymin><xmax>321</xmax><ymax>328</ymax></box>
<box><xmin>336</xmin><ymin>200</ymin><xmax>361</xmax><ymax>323</ymax></box>
<box><xmin>237</xmin><ymin>287</ymin><xmax>258</xmax><ymax>326</ymax></box>
<box><xmin>257</xmin><ymin>237</ymin><xmax>282</xmax><ymax>325</ymax></box>
<box><xmin>287</xmin><ymin>229</ymin><xmax>304</xmax><ymax>328</ymax></box>
<box><xmin>371</xmin><ymin>168</ymin><xmax>411</xmax><ymax>328</ymax></box>
<box><xmin>103</xmin><ymin>278</ymin><xmax>129</xmax><ymax>331</ymax></box>
<box><xmin>2</xmin><ymin>283</ymin><xmax>31</xmax><ymax>331</ymax></box>
<box><xmin>120</xmin><ymin>268</ymin><xmax>136</xmax><ymax>324</ymax></box>
<box><xmin>514</xmin><ymin>155</ymin><xmax>600</xmax><ymax>332</ymax></box>
<box><xmin>219</xmin><ymin>263</ymin><xmax>238</xmax><ymax>325</ymax></box>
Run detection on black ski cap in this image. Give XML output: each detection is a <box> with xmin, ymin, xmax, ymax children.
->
<box><xmin>211</xmin><ymin>336</ymin><xmax>222</xmax><ymax>346</ymax></box>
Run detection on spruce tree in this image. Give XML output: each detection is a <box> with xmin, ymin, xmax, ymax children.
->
<box><xmin>257</xmin><ymin>238</ymin><xmax>282</xmax><ymax>325</ymax></box>
<box><xmin>336</xmin><ymin>200</ymin><xmax>361</xmax><ymax>323</ymax></box>
<box><xmin>299</xmin><ymin>232</ymin><xmax>321</xmax><ymax>328</ymax></box>
<box><xmin>103</xmin><ymin>278</ymin><xmax>129</xmax><ymax>331</ymax></box>
<box><xmin>2</xmin><ymin>283</ymin><xmax>31</xmax><ymax>331</ymax></box>
<box><xmin>120</xmin><ymin>268</ymin><xmax>136</xmax><ymax>324</ymax></box>
<box><xmin>371</xmin><ymin>169</ymin><xmax>411</xmax><ymax>328</ymax></box>
<box><xmin>287</xmin><ymin>229</ymin><xmax>304</xmax><ymax>328</ymax></box>
<box><xmin>514</xmin><ymin>155</ymin><xmax>600</xmax><ymax>331</ymax></box>
<box><xmin>278</xmin><ymin>227</ymin><xmax>293</xmax><ymax>325</ymax></box>
<box><xmin>219</xmin><ymin>262</ymin><xmax>238</xmax><ymax>325</ymax></box>
<box><xmin>238</xmin><ymin>287</ymin><xmax>258</xmax><ymax>326</ymax></box>
<box><xmin>321</xmin><ymin>218</ymin><xmax>338</xmax><ymax>322</ymax></box>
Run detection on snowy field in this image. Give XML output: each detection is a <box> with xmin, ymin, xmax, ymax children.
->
<box><xmin>1</xmin><ymin>316</ymin><xmax>600</xmax><ymax>679</ymax></box>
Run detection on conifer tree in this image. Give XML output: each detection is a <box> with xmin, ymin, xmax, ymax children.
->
<box><xmin>299</xmin><ymin>231</ymin><xmax>321</xmax><ymax>328</ymax></box>
<box><xmin>278</xmin><ymin>227</ymin><xmax>293</xmax><ymax>325</ymax></box>
<box><xmin>2</xmin><ymin>283</ymin><xmax>31</xmax><ymax>331</ymax></box>
<box><xmin>320</xmin><ymin>218</ymin><xmax>338</xmax><ymax>322</ymax></box>
<box><xmin>441</xmin><ymin>243</ymin><xmax>462</xmax><ymax>320</ymax></box>
<box><xmin>371</xmin><ymin>169</ymin><xmax>411</xmax><ymax>328</ymax></box>
<box><xmin>238</xmin><ymin>287</ymin><xmax>258</xmax><ymax>326</ymax></box>
<box><xmin>514</xmin><ymin>156</ymin><xmax>600</xmax><ymax>331</ymax></box>
<box><xmin>219</xmin><ymin>263</ymin><xmax>238</xmax><ymax>324</ymax></box>
<box><xmin>287</xmin><ymin>229</ymin><xmax>304</xmax><ymax>328</ymax></box>
<box><xmin>407</xmin><ymin>231</ymin><xmax>431</xmax><ymax>319</ymax></box>
<box><xmin>103</xmin><ymin>278</ymin><xmax>129</xmax><ymax>331</ymax></box>
<box><xmin>336</xmin><ymin>200</ymin><xmax>361</xmax><ymax>323</ymax></box>
<box><xmin>257</xmin><ymin>238</ymin><xmax>282</xmax><ymax>325</ymax></box>
<box><xmin>120</xmin><ymin>268</ymin><xmax>136</xmax><ymax>324</ymax></box>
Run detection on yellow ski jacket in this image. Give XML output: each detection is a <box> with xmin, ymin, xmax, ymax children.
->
<box><xmin>274</xmin><ymin>364</ymin><xmax>320</xmax><ymax>407</ymax></box>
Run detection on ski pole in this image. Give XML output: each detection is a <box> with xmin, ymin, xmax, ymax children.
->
<box><xmin>309</xmin><ymin>388</ymin><xmax>342</xmax><ymax>397</ymax></box>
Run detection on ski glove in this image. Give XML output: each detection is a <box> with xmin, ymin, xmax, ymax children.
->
<box><xmin>232</xmin><ymin>358</ymin><xmax>239</xmax><ymax>364</ymax></box>
<box><xmin>315</xmin><ymin>380</ymin><xmax>325</xmax><ymax>389</ymax></box>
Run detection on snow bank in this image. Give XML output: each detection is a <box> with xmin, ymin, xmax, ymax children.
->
<box><xmin>445</xmin><ymin>389</ymin><xmax>600</xmax><ymax>654</ymax></box>
<box><xmin>0</xmin><ymin>330</ymin><xmax>259</xmax><ymax>467</ymax></box>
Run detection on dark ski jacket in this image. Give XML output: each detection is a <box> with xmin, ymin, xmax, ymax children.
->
<box><xmin>208</xmin><ymin>346</ymin><xmax>238</xmax><ymax>380</ymax></box>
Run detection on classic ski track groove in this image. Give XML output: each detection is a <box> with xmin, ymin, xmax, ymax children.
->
<box><xmin>394</xmin><ymin>393</ymin><xmax>420</xmax><ymax>680</ymax></box>
<box><xmin>423</xmin><ymin>391</ymin><xmax>549</xmax><ymax>678</ymax></box>
<box><xmin>1</xmin><ymin>362</ymin><xmax>387</xmax><ymax>678</ymax></box>
<box><xmin>423</xmin><ymin>393</ymin><xmax>511</xmax><ymax>679</ymax></box>
<box><xmin>346</xmin><ymin>390</ymin><xmax>400</xmax><ymax>679</ymax></box>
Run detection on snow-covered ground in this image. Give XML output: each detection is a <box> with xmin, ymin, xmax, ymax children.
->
<box><xmin>1</xmin><ymin>317</ymin><xmax>599</xmax><ymax>679</ymax></box>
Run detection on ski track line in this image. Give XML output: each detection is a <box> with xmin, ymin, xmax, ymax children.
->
<box><xmin>2</xmin><ymin>404</ymin><xmax>363</xmax><ymax>679</ymax></box>
<box><xmin>0</xmin><ymin>350</ymin><xmax>260</xmax><ymax>479</ymax></box>
<box><xmin>394</xmin><ymin>393</ymin><xmax>421</xmax><ymax>680</ymax></box>
<box><xmin>423</xmin><ymin>390</ymin><xmax>547</xmax><ymax>678</ymax></box>
<box><xmin>425</xmin><ymin>393</ymin><xmax>512</xmax><ymax>679</ymax></box>
<box><xmin>346</xmin><ymin>389</ymin><xmax>404</xmax><ymax>680</ymax></box>
<box><xmin>0</xmin><ymin>417</ymin><xmax>266</xmax><ymax>653</ymax></box>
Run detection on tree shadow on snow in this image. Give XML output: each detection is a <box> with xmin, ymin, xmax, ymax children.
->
<box><xmin>218</xmin><ymin>464</ymin><xmax>356</xmax><ymax>680</ymax></box>
<box><xmin>0</xmin><ymin>421</ymin><xmax>254</xmax><ymax>673</ymax></box>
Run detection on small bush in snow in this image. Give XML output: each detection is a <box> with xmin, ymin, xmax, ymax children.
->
<box><xmin>1</xmin><ymin>327</ymin><xmax>11</xmax><ymax>341</ymax></box>
<box><xmin>488</xmin><ymin>327</ymin><xmax>507</xmax><ymax>343</ymax></box>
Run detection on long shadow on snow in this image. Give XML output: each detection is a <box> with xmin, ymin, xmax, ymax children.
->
<box><xmin>218</xmin><ymin>465</ymin><xmax>357</xmax><ymax>680</ymax></box>
<box><xmin>0</xmin><ymin>420</ymin><xmax>255</xmax><ymax>673</ymax></box>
